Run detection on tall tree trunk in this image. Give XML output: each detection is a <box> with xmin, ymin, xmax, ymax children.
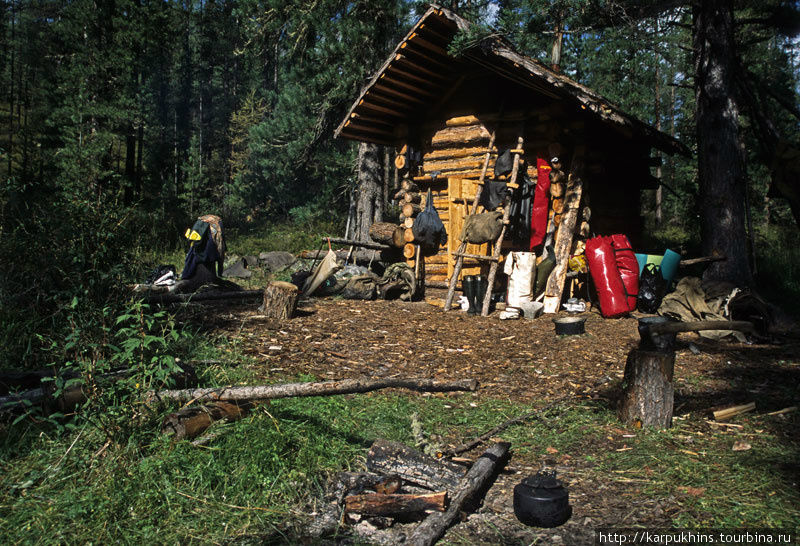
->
<box><xmin>354</xmin><ymin>142</ymin><xmax>382</xmax><ymax>242</ymax></box>
<box><xmin>693</xmin><ymin>0</ymin><xmax>752</xmax><ymax>285</ymax></box>
<box><xmin>653</xmin><ymin>20</ymin><xmax>662</xmax><ymax>226</ymax></box>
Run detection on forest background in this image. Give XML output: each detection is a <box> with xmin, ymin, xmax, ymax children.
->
<box><xmin>1</xmin><ymin>0</ymin><xmax>798</xmax><ymax>369</ymax></box>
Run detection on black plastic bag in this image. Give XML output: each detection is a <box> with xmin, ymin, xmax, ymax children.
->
<box><xmin>412</xmin><ymin>188</ymin><xmax>447</xmax><ymax>254</ymax></box>
<box><xmin>637</xmin><ymin>263</ymin><xmax>666</xmax><ymax>313</ymax></box>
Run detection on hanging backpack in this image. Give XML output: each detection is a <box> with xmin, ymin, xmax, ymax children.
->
<box><xmin>412</xmin><ymin>188</ymin><xmax>447</xmax><ymax>254</ymax></box>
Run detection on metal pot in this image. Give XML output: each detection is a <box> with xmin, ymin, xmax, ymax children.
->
<box><xmin>553</xmin><ymin>316</ymin><xmax>586</xmax><ymax>335</ymax></box>
<box><xmin>513</xmin><ymin>471</ymin><xmax>572</xmax><ymax>528</ymax></box>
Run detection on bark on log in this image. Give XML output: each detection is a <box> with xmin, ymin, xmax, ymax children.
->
<box><xmin>424</xmin><ymin>264</ymin><xmax>448</xmax><ymax>276</ymax></box>
<box><xmin>618</xmin><ymin>349</ymin><xmax>675</xmax><ymax>429</ymax></box>
<box><xmin>261</xmin><ymin>281</ymin><xmax>300</xmax><ymax>319</ymax></box>
<box><xmin>401</xmin><ymin>179</ymin><xmax>420</xmax><ymax>192</ymax></box>
<box><xmin>543</xmin><ymin>160</ymin><xmax>584</xmax><ymax>314</ymax></box>
<box><xmin>162</xmin><ymin>401</ymin><xmax>249</xmax><ymax>440</ymax></box>
<box><xmin>366</xmin><ymin>439</ymin><xmax>466</xmax><ymax>492</ymax></box>
<box><xmin>144</xmin><ymin>289</ymin><xmax>263</xmax><ymax>305</ymax></box>
<box><xmin>402</xmin><ymin>203</ymin><xmax>422</xmax><ymax>218</ymax></box>
<box><xmin>407</xmin><ymin>442</ymin><xmax>511</xmax><ymax>546</ymax></box>
<box><xmin>403</xmin><ymin>192</ymin><xmax>421</xmax><ymax>204</ymax></box>
<box><xmin>150</xmin><ymin>377</ymin><xmax>478</xmax><ymax>404</ymax></box>
<box><xmin>345</xmin><ymin>492</ymin><xmax>447</xmax><ymax>516</ymax></box>
<box><xmin>369</xmin><ymin>222</ymin><xmax>404</xmax><ymax>247</ymax></box>
<box><xmin>299</xmin><ymin>248</ymin><xmax>395</xmax><ymax>264</ymax></box>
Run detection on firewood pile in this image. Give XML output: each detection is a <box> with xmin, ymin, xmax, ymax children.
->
<box><xmin>316</xmin><ymin>439</ymin><xmax>510</xmax><ymax>545</ymax></box>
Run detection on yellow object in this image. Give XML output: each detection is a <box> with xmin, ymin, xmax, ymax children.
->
<box><xmin>185</xmin><ymin>228</ymin><xmax>202</xmax><ymax>241</ymax></box>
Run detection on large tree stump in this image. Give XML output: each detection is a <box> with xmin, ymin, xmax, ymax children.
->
<box><xmin>618</xmin><ymin>349</ymin><xmax>675</xmax><ymax>428</ymax></box>
<box><xmin>262</xmin><ymin>281</ymin><xmax>300</xmax><ymax>319</ymax></box>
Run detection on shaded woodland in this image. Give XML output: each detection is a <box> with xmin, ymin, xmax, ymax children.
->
<box><xmin>1</xmin><ymin>0</ymin><xmax>798</xmax><ymax>367</ymax></box>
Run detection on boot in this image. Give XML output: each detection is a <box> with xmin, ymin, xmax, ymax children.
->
<box><xmin>475</xmin><ymin>275</ymin><xmax>488</xmax><ymax>315</ymax></box>
<box><xmin>462</xmin><ymin>275</ymin><xmax>477</xmax><ymax>315</ymax></box>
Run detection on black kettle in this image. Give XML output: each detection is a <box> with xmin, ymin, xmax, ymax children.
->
<box><xmin>513</xmin><ymin>471</ymin><xmax>572</xmax><ymax>527</ymax></box>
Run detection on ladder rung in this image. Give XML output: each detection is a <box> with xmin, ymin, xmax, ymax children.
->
<box><xmin>454</xmin><ymin>253</ymin><xmax>500</xmax><ymax>262</ymax></box>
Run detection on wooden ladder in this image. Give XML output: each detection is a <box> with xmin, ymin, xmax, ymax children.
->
<box><xmin>443</xmin><ymin>132</ymin><xmax>525</xmax><ymax>316</ymax></box>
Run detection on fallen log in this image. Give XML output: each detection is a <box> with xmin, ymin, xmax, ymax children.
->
<box><xmin>144</xmin><ymin>289</ymin><xmax>263</xmax><ymax>305</ymax></box>
<box><xmin>407</xmin><ymin>442</ymin><xmax>511</xmax><ymax>546</ymax></box>
<box><xmin>679</xmin><ymin>254</ymin><xmax>726</xmax><ymax>267</ymax></box>
<box><xmin>345</xmin><ymin>491</ymin><xmax>447</xmax><ymax>516</ymax></box>
<box><xmin>298</xmin><ymin>248</ymin><xmax>396</xmax><ymax>264</ymax></box>
<box><xmin>648</xmin><ymin>319</ymin><xmax>755</xmax><ymax>336</ymax></box>
<box><xmin>367</xmin><ymin>439</ymin><xmax>466</xmax><ymax>492</ymax></box>
<box><xmin>162</xmin><ymin>401</ymin><xmax>250</xmax><ymax>440</ymax></box>
<box><xmin>149</xmin><ymin>377</ymin><xmax>478</xmax><ymax>404</ymax></box>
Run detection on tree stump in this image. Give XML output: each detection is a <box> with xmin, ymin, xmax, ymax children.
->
<box><xmin>618</xmin><ymin>349</ymin><xmax>675</xmax><ymax>429</ymax></box>
<box><xmin>262</xmin><ymin>281</ymin><xmax>300</xmax><ymax>319</ymax></box>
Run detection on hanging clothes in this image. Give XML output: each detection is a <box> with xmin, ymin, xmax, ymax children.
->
<box><xmin>529</xmin><ymin>158</ymin><xmax>552</xmax><ymax>251</ymax></box>
<box><xmin>506</xmin><ymin>173</ymin><xmax>535</xmax><ymax>247</ymax></box>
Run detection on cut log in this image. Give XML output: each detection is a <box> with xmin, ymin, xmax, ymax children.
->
<box><xmin>162</xmin><ymin>401</ymin><xmax>249</xmax><ymax>440</ymax></box>
<box><xmin>713</xmin><ymin>402</ymin><xmax>755</xmax><ymax>421</ymax></box>
<box><xmin>407</xmin><ymin>442</ymin><xmax>511</xmax><ymax>546</ymax></box>
<box><xmin>404</xmin><ymin>243</ymin><xmax>416</xmax><ymax>259</ymax></box>
<box><xmin>402</xmin><ymin>202</ymin><xmax>422</xmax><ymax>217</ymax></box>
<box><xmin>144</xmin><ymin>289</ymin><xmax>263</xmax><ymax>305</ymax></box>
<box><xmin>424</xmin><ymin>264</ymin><xmax>448</xmax><ymax>276</ymax></box>
<box><xmin>404</xmin><ymin>228</ymin><xmax>416</xmax><ymax>243</ymax></box>
<box><xmin>401</xmin><ymin>179</ymin><xmax>420</xmax><ymax>192</ymax></box>
<box><xmin>618</xmin><ymin>349</ymin><xmax>675</xmax><ymax>429</ymax></box>
<box><xmin>261</xmin><ymin>281</ymin><xmax>300</xmax><ymax>319</ymax></box>
<box><xmin>403</xmin><ymin>192</ymin><xmax>422</xmax><ymax>204</ymax></box>
<box><xmin>370</xmin><ymin>222</ymin><xmax>403</xmax><ymax>246</ymax></box>
<box><xmin>366</xmin><ymin>439</ymin><xmax>466</xmax><ymax>492</ymax></box>
<box><xmin>403</xmin><ymin>217</ymin><xmax>415</xmax><ymax>229</ymax></box>
<box><xmin>345</xmin><ymin>492</ymin><xmax>447</xmax><ymax>516</ymax></box>
<box><xmin>149</xmin><ymin>377</ymin><xmax>478</xmax><ymax>404</ymax></box>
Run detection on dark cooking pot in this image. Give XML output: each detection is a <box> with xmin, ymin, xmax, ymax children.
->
<box><xmin>513</xmin><ymin>471</ymin><xmax>572</xmax><ymax>528</ymax></box>
<box><xmin>637</xmin><ymin>316</ymin><xmax>677</xmax><ymax>353</ymax></box>
<box><xmin>553</xmin><ymin>316</ymin><xmax>586</xmax><ymax>335</ymax></box>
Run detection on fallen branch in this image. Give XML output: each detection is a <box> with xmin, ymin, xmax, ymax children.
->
<box><xmin>149</xmin><ymin>377</ymin><xmax>478</xmax><ymax>404</ymax></box>
<box><xmin>713</xmin><ymin>402</ymin><xmax>755</xmax><ymax>421</ymax></box>
<box><xmin>649</xmin><ymin>319</ymin><xmax>755</xmax><ymax>335</ymax></box>
<box><xmin>679</xmin><ymin>254</ymin><xmax>726</xmax><ymax>267</ymax></box>
<box><xmin>407</xmin><ymin>442</ymin><xmax>510</xmax><ymax>546</ymax></box>
<box><xmin>143</xmin><ymin>290</ymin><xmax>263</xmax><ymax>305</ymax></box>
<box><xmin>442</xmin><ymin>375</ymin><xmax>613</xmax><ymax>457</ymax></box>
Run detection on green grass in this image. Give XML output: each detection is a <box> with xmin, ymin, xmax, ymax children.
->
<box><xmin>2</xmin><ymin>389</ymin><xmax>798</xmax><ymax>543</ymax></box>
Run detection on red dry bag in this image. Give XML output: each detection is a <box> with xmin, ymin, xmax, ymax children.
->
<box><xmin>610</xmin><ymin>234</ymin><xmax>639</xmax><ymax>312</ymax></box>
<box><xmin>586</xmin><ymin>236</ymin><xmax>629</xmax><ymax>318</ymax></box>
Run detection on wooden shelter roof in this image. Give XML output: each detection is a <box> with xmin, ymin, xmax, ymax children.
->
<box><xmin>335</xmin><ymin>5</ymin><xmax>689</xmax><ymax>156</ymax></box>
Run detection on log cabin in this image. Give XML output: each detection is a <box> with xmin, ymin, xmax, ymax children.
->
<box><xmin>335</xmin><ymin>5</ymin><xmax>688</xmax><ymax>292</ymax></box>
